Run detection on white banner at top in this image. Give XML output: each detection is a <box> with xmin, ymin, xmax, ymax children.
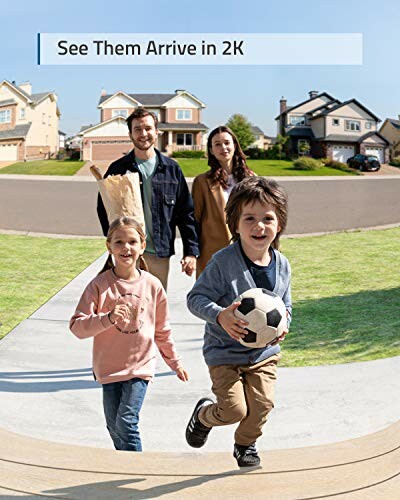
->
<box><xmin>38</xmin><ymin>33</ymin><xmax>363</xmax><ymax>65</ymax></box>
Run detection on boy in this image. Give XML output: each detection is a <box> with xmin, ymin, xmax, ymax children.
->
<box><xmin>186</xmin><ymin>177</ymin><xmax>292</xmax><ymax>468</ymax></box>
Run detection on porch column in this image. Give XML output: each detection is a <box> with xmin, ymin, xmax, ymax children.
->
<box><xmin>168</xmin><ymin>131</ymin><xmax>173</xmax><ymax>145</ymax></box>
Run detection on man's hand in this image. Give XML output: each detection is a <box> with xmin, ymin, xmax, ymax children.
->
<box><xmin>180</xmin><ymin>255</ymin><xmax>196</xmax><ymax>276</ymax></box>
<box><xmin>217</xmin><ymin>302</ymin><xmax>249</xmax><ymax>341</ymax></box>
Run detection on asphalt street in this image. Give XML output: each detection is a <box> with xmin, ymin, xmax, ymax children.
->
<box><xmin>1</xmin><ymin>175</ymin><xmax>400</xmax><ymax>236</ymax></box>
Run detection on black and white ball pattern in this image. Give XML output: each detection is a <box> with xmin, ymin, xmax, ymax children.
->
<box><xmin>234</xmin><ymin>288</ymin><xmax>287</xmax><ymax>348</ymax></box>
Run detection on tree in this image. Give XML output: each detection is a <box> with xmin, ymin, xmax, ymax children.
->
<box><xmin>276</xmin><ymin>134</ymin><xmax>289</xmax><ymax>159</ymax></box>
<box><xmin>226</xmin><ymin>114</ymin><xmax>255</xmax><ymax>150</ymax></box>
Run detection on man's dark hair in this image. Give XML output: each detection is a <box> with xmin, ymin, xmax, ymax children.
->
<box><xmin>126</xmin><ymin>107</ymin><xmax>158</xmax><ymax>133</ymax></box>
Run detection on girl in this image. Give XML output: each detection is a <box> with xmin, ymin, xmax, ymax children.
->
<box><xmin>186</xmin><ymin>177</ymin><xmax>291</xmax><ymax>468</ymax></box>
<box><xmin>192</xmin><ymin>126</ymin><xmax>254</xmax><ymax>278</ymax></box>
<box><xmin>70</xmin><ymin>216</ymin><xmax>188</xmax><ymax>452</ymax></box>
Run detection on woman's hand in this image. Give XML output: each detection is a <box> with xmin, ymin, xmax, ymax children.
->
<box><xmin>176</xmin><ymin>367</ymin><xmax>189</xmax><ymax>381</ymax></box>
<box><xmin>217</xmin><ymin>302</ymin><xmax>248</xmax><ymax>341</ymax></box>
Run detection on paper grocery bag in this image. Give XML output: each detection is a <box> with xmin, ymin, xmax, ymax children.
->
<box><xmin>91</xmin><ymin>166</ymin><xmax>145</xmax><ymax>232</ymax></box>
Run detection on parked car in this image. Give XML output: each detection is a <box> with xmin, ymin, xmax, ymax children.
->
<box><xmin>347</xmin><ymin>154</ymin><xmax>380</xmax><ymax>172</ymax></box>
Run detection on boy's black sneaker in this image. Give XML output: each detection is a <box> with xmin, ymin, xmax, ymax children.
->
<box><xmin>185</xmin><ymin>398</ymin><xmax>213</xmax><ymax>448</ymax></box>
<box><xmin>233</xmin><ymin>443</ymin><xmax>261</xmax><ymax>468</ymax></box>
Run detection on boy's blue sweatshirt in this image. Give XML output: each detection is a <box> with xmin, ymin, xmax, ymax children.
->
<box><xmin>187</xmin><ymin>241</ymin><xmax>292</xmax><ymax>367</ymax></box>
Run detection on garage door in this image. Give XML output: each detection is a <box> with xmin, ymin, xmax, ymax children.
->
<box><xmin>332</xmin><ymin>145</ymin><xmax>355</xmax><ymax>163</ymax></box>
<box><xmin>365</xmin><ymin>147</ymin><xmax>384</xmax><ymax>163</ymax></box>
<box><xmin>0</xmin><ymin>143</ymin><xmax>17</xmax><ymax>161</ymax></box>
<box><xmin>91</xmin><ymin>141</ymin><xmax>132</xmax><ymax>161</ymax></box>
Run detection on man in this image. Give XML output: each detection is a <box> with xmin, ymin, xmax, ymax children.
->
<box><xmin>97</xmin><ymin>107</ymin><xmax>199</xmax><ymax>289</ymax></box>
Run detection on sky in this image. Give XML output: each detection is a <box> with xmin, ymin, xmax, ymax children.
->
<box><xmin>1</xmin><ymin>0</ymin><xmax>399</xmax><ymax>137</ymax></box>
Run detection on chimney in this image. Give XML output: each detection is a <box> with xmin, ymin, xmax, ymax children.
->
<box><xmin>279</xmin><ymin>97</ymin><xmax>287</xmax><ymax>114</ymax></box>
<box><xmin>19</xmin><ymin>82</ymin><xmax>32</xmax><ymax>95</ymax></box>
<box><xmin>309</xmin><ymin>90</ymin><xmax>318</xmax><ymax>99</ymax></box>
<box><xmin>100</xmin><ymin>88</ymin><xmax>107</xmax><ymax>96</ymax></box>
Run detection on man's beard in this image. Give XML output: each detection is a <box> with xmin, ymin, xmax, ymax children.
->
<box><xmin>132</xmin><ymin>137</ymin><xmax>155</xmax><ymax>151</ymax></box>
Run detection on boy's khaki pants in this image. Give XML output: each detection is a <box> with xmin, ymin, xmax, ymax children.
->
<box><xmin>198</xmin><ymin>354</ymin><xmax>280</xmax><ymax>446</ymax></box>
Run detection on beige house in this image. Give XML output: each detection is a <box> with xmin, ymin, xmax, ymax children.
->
<box><xmin>379</xmin><ymin>117</ymin><xmax>400</xmax><ymax>159</ymax></box>
<box><xmin>80</xmin><ymin>89</ymin><xmax>208</xmax><ymax>161</ymax></box>
<box><xmin>276</xmin><ymin>91</ymin><xmax>389</xmax><ymax>163</ymax></box>
<box><xmin>0</xmin><ymin>80</ymin><xmax>60</xmax><ymax>161</ymax></box>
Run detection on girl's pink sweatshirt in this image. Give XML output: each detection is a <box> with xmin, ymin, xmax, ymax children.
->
<box><xmin>70</xmin><ymin>269</ymin><xmax>182</xmax><ymax>384</ymax></box>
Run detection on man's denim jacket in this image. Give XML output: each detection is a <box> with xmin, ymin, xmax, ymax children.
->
<box><xmin>97</xmin><ymin>149</ymin><xmax>199</xmax><ymax>258</ymax></box>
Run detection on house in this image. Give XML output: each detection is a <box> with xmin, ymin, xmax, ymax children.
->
<box><xmin>0</xmin><ymin>80</ymin><xmax>60</xmax><ymax>161</ymax></box>
<box><xmin>263</xmin><ymin>135</ymin><xmax>276</xmax><ymax>150</ymax></box>
<box><xmin>379</xmin><ymin>117</ymin><xmax>400</xmax><ymax>159</ymax></box>
<box><xmin>250</xmin><ymin>125</ymin><xmax>265</xmax><ymax>149</ymax></box>
<box><xmin>80</xmin><ymin>89</ymin><xmax>208</xmax><ymax>161</ymax></box>
<box><xmin>58</xmin><ymin>130</ymin><xmax>66</xmax><ymax>150</ymax></box>
<box><xmin>275</xmin><ymin>91</ymin><xmax>389</xmax><ymax>164</ymax></box>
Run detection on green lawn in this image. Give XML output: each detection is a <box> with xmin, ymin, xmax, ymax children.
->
<box><xmin>0</xmin><ymin>235</ymin><xmax>105</xmax><ymax>339</ymax></box>
<box><xmin>0</xmin><ymin>159</ymin><xmax>85</xmax><ymax>175</ymax></box>
<box><xmin>175</xmin><ymin>158</ymin><xmax>355</xmax><ymax>177</ymax></box>
<box><xmin>280</xmin><ymin>227</ymin><xmax>400</xmax><ymax>366</ymax></box>
<box><xmin>0</xmin><ymin>228</ymin><xmax>398</xmax><ymax>366</ymax></box>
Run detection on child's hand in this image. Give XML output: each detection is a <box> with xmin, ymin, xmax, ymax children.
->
<box><xmin>109</xmin><ymin>304</ymin><xmax>131</xmax><ymax>325</ymax></box>
<box><xmin>271</xmin><ymin>330</ymin><xmax>288</xmax><ymax>345</ymax></box>
<box><xmin>176</xmin><ymin>367</ymin><xmax>189</xmax><ymax>381</ymax></box>
<box><xmin>217</xmin><ymin>302</ymin><xmax>248</xmax><ymax>342</ymax></box>
<box><xmin>180</xmin><ymin>256</ymin><xmax>196</xmax><ymax>276</ymax></box>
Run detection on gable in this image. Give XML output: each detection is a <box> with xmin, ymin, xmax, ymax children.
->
<box><xmin>82</xmin><ymin>118</ymin><xmax>129</xmax><ymax>137</ymax></box>
<box><xmin>164</xmin><ymin>93</ymin><xmax>203</xmax><ymax>109</ymax></box>
<box><xmin>329</xmin><ymin>102</ymin><xmax>378</xmax><ymax>121</ymax></box>
<box><xmin>0</xmin><ymin>81</ymin><xmax>28</xmax><ymax>106</ymax></box>
<box><xmin>100</xmin><ymin>93</ymin><xmax>139</xmax><ymax>109</ymax></box>
<box><xmin>359</xmin><ymin>132</ymin><xmax>388</xmax><ymax>145</ymax></box>
<box><xmin>290</xmin><ymin>95</ymin><xmax>334</xmax><ymax>116</ymax></box>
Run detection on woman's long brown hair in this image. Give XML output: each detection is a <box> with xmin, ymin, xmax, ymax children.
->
<box><xmin>206</xmin><ymin>126</ymin><xmax>253</xmax><ymax>189</ymax></box>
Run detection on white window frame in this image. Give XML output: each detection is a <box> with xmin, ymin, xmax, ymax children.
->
<box><xmin>112</xmin><ymin>109</ymin><xmax>128</xmax><ymax>118</ymax></box>
<box><xmin>365</xmin><ymin>121</ymin><xmax>372</xmax><ymax>130</ymax></box>
<box><xmin>290</xmin><ymin>115</ymin><xmax>306</xmax><ymax>126</ymax></box>
<box><xmin>176</xmin><ymin>133</ymin><xmax>193</xmax><ymax>146</ymax></box>
<box><xmin>176</xmin><ymin>109</ymin><xmax>192</xmax><ymax>121</ymax></box>
<box><xmin>332</xmin><ymin>118</ymin><xmax>340</xmax><ymax>126</ymax></box>
<box><xmin>345</xmin><ymin>120</ymin><xmax>361</xmax><ymax>132</ymax></box>
<box><xmin>19</xmin><ymin>108</ymin><xmax>26</xmax><ymax>120</ymax></box>
<box><xmin>0</xmin><ymin>109</ymin><xmax>11</xmax><ymax>123</ymax></box>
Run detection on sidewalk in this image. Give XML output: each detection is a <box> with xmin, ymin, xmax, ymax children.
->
<box><xmin>0</xmin><ymin>239</ymin><xmax>399</xmax><ymax>453</ymax></box>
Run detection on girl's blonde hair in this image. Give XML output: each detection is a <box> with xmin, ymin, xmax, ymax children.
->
<box><xmin>98</xmin><ymin>216</ymin><xmax>148</xmax><ymax>275</ymax></box>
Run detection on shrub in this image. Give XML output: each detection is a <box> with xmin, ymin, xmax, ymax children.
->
<box><xmin>171</xmin><ymin>150</ymin><xmax>205</xmax><ymax>159</ymax></box>
<box><xmin>389</xmin><ymin>159</ymin><xmax>400</xmax><ymax>167</ymax></box>
<box><xmin>293</xmin><ymin>157</ymin><xmax>323</xmax><ymax>171</ymax></box>
<box><xmin>321</xmin><ymin>158</ymin><xmax>357</xmax><ymax>173</ymax></box>
<box><xmin>244</xmin><ymin>147</ymin><xmax>264</xmax><ymax>159</ymax></box>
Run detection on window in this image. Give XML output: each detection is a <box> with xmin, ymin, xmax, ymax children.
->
<box><xmin>365</xmin><ymin>121</ymin><xmax>372</xmax><ymax>129</ymax></box>
<box><xmin>332</xmin><ymin>118</ymin><xmax>339</xmax><ymax>126</ymax></box>
<box><xmin>112</xmin><ymin>109</ymin><xmax>128</xmax><ymax>118</ymax></box>
<box><xmin>19</xmin><ymin>108</ymin><xmax>26</xmax><ymax>119</ymax></box>
<box><xmin>290</xmin><ymin>115</ymin><xmax>305</xmax><ymax>126</ymax></box>
<box><xmin>176</xmin><ymin>109</ymin><xmax>192</xmax><ymax>120</ymax></box>
<box><xmin>345</xmin><ymin>120</ymin><xmax>361</xmax><ymax>132</ymax></box>
<box><xmin>176</xmin><ymin>133</ymin><xmax>193</xmax><ymax>146</ymax></box>
<box><xmin>297</xmin><ymin>139</ymin><xmax>310</xmax><ymax>155</ymax></box>
<box><xmin>0</xmin><ymin>109</ymin><xmax>11</xmax><ymax>123</ymax></box>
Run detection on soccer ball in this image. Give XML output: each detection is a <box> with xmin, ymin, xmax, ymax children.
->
<box><xmin>233</xmin><ymin>288</ymin><xmax>287</xmax><ymax>348</ymax></box>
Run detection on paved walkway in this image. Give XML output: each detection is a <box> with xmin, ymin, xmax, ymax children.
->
<box><xmin>0</xmin><ymin>240</ymin><xmax>399</xmax><ymax>454</ymax></box>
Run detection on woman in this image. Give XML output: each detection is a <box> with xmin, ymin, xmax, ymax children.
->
<box><xmin>192</xmin><ymin>126</ymin><xmax>253</xmax><ymax>278</ymax></box>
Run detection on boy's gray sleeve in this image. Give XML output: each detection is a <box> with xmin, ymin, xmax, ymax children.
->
<box><xmin>187</xmin><ymin>257</ymin><xmax>227</xmax><ymax>324</ymax></box>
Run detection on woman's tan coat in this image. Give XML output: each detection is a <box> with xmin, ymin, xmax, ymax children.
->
<box><xmin>192</xmin><ymin>172</ymin><xmax>232</xmax><ymax>278</ymax></box>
